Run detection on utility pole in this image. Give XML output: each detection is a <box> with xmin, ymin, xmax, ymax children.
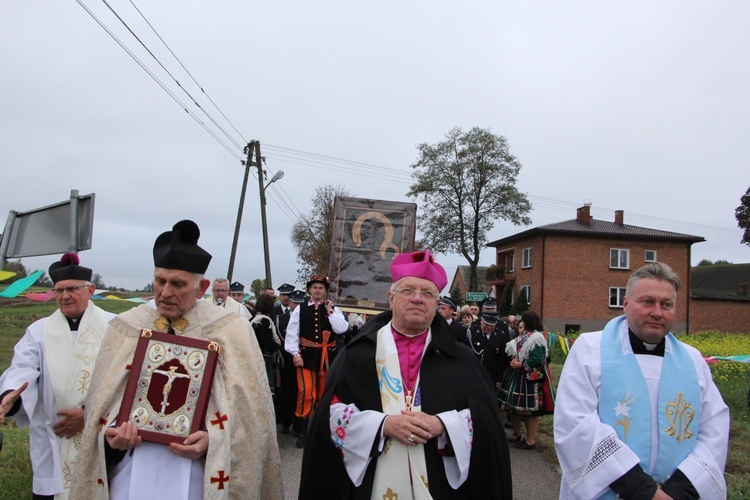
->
<box><xmin>227</xmin><ymin>141</ymin><xmax>255</xmax><ymax>282</ymax></box>
<box><xmin>256</xmin><ymin>142</ymin><xmax>272</xmax><ymax>289</ymax></box>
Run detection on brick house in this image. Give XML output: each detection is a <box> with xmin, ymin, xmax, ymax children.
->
<box><xmin>486</xmin><ymin>205</ymin><xmax>704</xmax><ymax>333</ymax></box>
<box><xmin>690</xmin><ymin>263</ymin><xmax>750</xmax><ymax>333</ymax></box>
<box><xmin>448</xmin><ymin>265</ymin><xmax>490</xmax><ymax>305</ymax></box>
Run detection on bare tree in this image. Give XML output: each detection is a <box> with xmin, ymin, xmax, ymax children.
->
<box><xmin>290</xmin><ymin>184</ymin><xmax>351</xmax><ymax>283</ymax></box>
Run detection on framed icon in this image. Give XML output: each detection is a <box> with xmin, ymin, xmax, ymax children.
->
<box><xmin>117</xmin><ymin>329</ymin><xmax>219</xmax><ymax>445</ymax></box>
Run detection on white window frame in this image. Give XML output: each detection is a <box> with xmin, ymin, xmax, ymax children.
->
<box><xmin>610</xmin><ymin>248</ymin><xmax>630</xmax><ymax>269</ymax></box>
<box><xmin>645</xmin><ymin>250</ymin><xmax>657</xmax><ymax>263</ymax></box>
<box><xmin>507</xmin><ymin>253</ymin><xmax>515</xmax><ymax>273</ymax></box>
<box><xmin>609</xmin><ymin>287</ymin><xmax>626</xmax><ymax>308</ymax></box>
<box><xmin>522</xmin><ymin>247</ymin><xmax>532</xmax><ymax>269</ymax></box>
<box><xmin>521</xmin><ymin>284</ymin><xmax>531</xmax><ymax>305</ymax></box>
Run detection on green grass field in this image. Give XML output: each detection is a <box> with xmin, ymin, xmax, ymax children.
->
<box><xmin>1</xmin><ymin>299</ymin><xmax>749</xmax><ymax>497</ymax></box>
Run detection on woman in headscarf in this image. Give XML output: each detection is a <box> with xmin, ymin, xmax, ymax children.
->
<box><xmin>498</xmin><ymin>310</ymin><xmax>555</xmax><ymax>449</ymax></box>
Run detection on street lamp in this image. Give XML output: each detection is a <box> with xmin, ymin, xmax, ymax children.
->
<box><xmin>259</xmin><ymin>168</ymin><xmax>284</xmax><ymax>289</ymax></box>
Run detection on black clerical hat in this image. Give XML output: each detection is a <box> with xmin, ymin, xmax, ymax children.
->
<box><xmin>153</xmin><ymin>220</ymin><xmax>212</xmax><ymax>274</ymax></box>
<box><xmin>49</xmin><ymin>252</ymin><xmax>93</xmax><ymax>284</ymax></box>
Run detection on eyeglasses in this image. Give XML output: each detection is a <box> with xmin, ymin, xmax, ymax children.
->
<box><xmin>392</xmin><ymin>288</ymin><xmax>438</xmax><ymax>300</ymax></box>
<box><xmin>52</xmin><ymin>284</ymin><xmax>90</xmax><ymax>296</ymax></box>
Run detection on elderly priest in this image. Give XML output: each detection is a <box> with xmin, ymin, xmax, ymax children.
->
<box><xmin>1</xmin><ymin>253</ymin><xmax>114</xmax><ymax>500</ymax></box>
<box><xmin>72</xmin><ymin>220</ymin><xmax>283</xmax><ymax>499</ymax></box>
<box><xmin>299</xmin><ymin>250</ymin><xmax>512</xmax><ymax>499</ymax></box>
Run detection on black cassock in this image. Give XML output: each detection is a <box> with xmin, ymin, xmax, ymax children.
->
<box><xmin>299</xmin><ymin>311</ymin><xmax>513</xmax><ymax>500</ymax></box>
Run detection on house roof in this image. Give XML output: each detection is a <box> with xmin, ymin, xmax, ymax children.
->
<box><xmin>488</xmin><ymin>218</ymin><xmax>704</xmax><ymax>247</ymax></box>
<box><xmin>691</xmin><ymin>263</ymin><xmax>750</xmax><ymax>302</ymax></box>
<box><xmin>451</xmin><ymin>265</ymin><xmax>491</xmax><ymax>293</ymax></box>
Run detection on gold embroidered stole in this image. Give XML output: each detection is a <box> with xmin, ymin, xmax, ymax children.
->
<box><xmin>372</xmin><ymin>323</ymin><xmax>432</xmax><ymax>500</ymax></box>
<box><xmin>43</xmin><ymin>302</ymin><xmax>108</xmax><ymax>497</ymax></box>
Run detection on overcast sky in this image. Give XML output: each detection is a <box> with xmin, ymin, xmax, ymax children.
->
<box><xmin>2</xmin><ymin>1</ymin><xmax>748</xmax><ymax>293</ymax></box>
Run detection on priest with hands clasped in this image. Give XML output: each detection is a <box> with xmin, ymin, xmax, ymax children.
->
<box><xmin>299</xmin><ymin>250</ymin><xmax>512</xmax><ymax>499</ymax></box>
<box><xmin>554</xmin><ymin>262</ymin><xmax>729</xmax><ymax>499</ymax></box>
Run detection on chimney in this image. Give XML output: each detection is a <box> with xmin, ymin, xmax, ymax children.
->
<box><xmin>576</xmin><ymin>205</ymin><xmax>592</xmax><ymax>225</ymax></box>
<box><xmin>615</xmin><ymin>210</ymin><xmax>624</xmax><ymax>225</ymax></box>
<box><xmin>737</xmin><ymin>283</ymin><xmax>748</xmax><ymax>297</ymax></box>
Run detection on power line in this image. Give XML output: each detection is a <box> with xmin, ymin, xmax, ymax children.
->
<box><xmin>127</xmin><ymin>0</ymin><xmax>249</xmax><ymax>146</ymax></box>
<box><xmin>74</xmin><ymin>0</ymin><xmax>243</xmax><ymax>161</ymax></box>
<box><xmin>263</xmin><ymin>152</ymin><xmax>413</xmax><ymax>184</ymax></box>
<box><xmin>265</xmin><ymin>143</ymin><xmax>413</xmax><ymax>179</ymax></box>
<box><xmin>526</xmin><ymin>195</ymin><xmax>740</xmax><ymax>238</ymax></box>
<box><xmin>72</xmin><ymin>2</ymin><xmax>743</xmax><ymax>243</ymax></box>
<box><xmin>98</xmin><ymin>0</ymin><xmax>245</xmax><ymax>152</ymax></box>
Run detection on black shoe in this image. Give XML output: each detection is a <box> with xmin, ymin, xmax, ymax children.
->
<box><xmin>296</xmin><ymin>435</ymin><xmax>305</xmax><ymax>448</ymax></box>
<box><xmin>507</xmin><ymin>434</ymin><xmax>523</xmax><ymax>443</ymax></box>
<box><xmin>514</xmin><ymin>440</ymin><xmax>536</xmax><ymax>450</ymax></box>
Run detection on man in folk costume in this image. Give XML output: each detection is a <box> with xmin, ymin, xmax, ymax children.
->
<box><xmin>0</xmin><ymin>253</ymin><xmax>113</xmax><ymax>500</ymax></box>
<box><xmin>71</xmin><ymin>220</ymin><xmax>283</xmax><ymax>499</ymax></box>
<box><xmin>211</xmin><ymin>278</ymin><xmax>252</xmax><ymax>321</ymax></box>
<box><xmin>285</xmin><ymin>274</ymin><xmax>349</xmax><ymax>448</ymax></box>
<box><xmin>299</xmin><ymin>250</ymin><xmax>513</xmax><ymax>499</ymax></box>
<box><xmin>554</xmin><ymin>262</ymin><xmax>729</xmax><ymax>499</ymax></box>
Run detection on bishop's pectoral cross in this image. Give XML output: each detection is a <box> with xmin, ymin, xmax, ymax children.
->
<box><xmin>405</xmin><ymin>388</ymin><xmax>414</xmax><ymax>411</ymax></box>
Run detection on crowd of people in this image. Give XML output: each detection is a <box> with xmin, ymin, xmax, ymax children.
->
<box><xmin>0</xmin><ymin>220</ymin><xmax>731</xmax><ymax>499</ymax></box>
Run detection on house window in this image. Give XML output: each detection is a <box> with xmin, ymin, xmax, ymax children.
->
<box><xmin>522</xmin><ymin>247</ymin><xmax>532</xmax><ymax>269</ymax></box>
<box><xmin>645</xmin><ymin>250</ymin><xmax>657</xmax><ymax>263</ymax></box>
<box><xmin>610</xmin><ymin>248</ymin><xmax>630</xmax><ymax>269</ymax></box>
<box><xmin>507</xmin><ymin>253</ymin><xmax>515</xmax><ymax>273</ymax></box>
<box><xmin>609</xmin><ymin>287</ymin><xmax>626</xmax><ymax>308</ymax></box>
<box><xmin>521</xmin><ymin>284</ymin><xmax>531</xmax><ymax>305</ymax></box>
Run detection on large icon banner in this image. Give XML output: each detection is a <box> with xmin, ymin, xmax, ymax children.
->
<box><xmin>329</xmin><ymin>197</ymin><xmax>416</xmax><ymax>310</ymax></box>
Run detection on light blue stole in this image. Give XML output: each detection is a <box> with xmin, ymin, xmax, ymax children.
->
<box><xmin>599</xmin><ymin>315</ymin><xmax>700</xmax><ymax>495</ymax></box>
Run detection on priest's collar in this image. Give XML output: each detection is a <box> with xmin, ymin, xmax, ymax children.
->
<box><xmin>65</xmin><ymin>316</ymin><xmax>80</xmax><ymax>331</ymax></box>
<box><xmin>628</xmin><ymin>329</ymin><xmax>665</xmax><ymax>356</ymax></box>
<box><xmin>391</xmin><ymin>324</ymin><xmax>429</xmax><ymax>338</ymax></box>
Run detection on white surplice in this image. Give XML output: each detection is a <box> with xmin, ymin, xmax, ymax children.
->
<box><xmin>217</xmin><ymin>296</ymin><xmax>252</xmax><ymax>321</ymax></box>
<box><xmin>553</xmin><ymin>327</ymin><xmax>729</xmax><ymax>499</ymax></box>
<box><xmin>0</xmin><ymin>301</ymin><xmax>113</xmax><ymax>498</ymax></box>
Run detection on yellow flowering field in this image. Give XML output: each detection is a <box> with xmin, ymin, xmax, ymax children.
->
<box><xmin>678</xmin><ymin>331</ymin><xmax>750</xmax><ymax>357</ymax></box>
<box><xmin>678</xmin><ymin>331</ymin><xmax>750</xmax><ymax>422</ymax></box>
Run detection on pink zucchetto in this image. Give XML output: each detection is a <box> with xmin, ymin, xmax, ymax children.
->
<box><xmin>391</xmin><ymin>250</ymin><xmax>447</xmax><ymax>291</ymax></box>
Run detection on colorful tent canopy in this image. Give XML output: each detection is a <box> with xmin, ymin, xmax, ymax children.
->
<box><xmin>0</xmin><ymin>270</ymin><xmax>44</xmax><ymax>298</ymax></box>
<box><xmin>705</xmin><ymin>355</ymin><xmax>750</xmax><ymax>363</ymax></box>
<box><xmin>25</xmin><ymin>290</ymin><xmax>55</xmax><ymax>302</ymax></box>
<box><xmin>0</xmin><ymin>270</ymin><xmax>17</xmax><ymax>282</ymax></box>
